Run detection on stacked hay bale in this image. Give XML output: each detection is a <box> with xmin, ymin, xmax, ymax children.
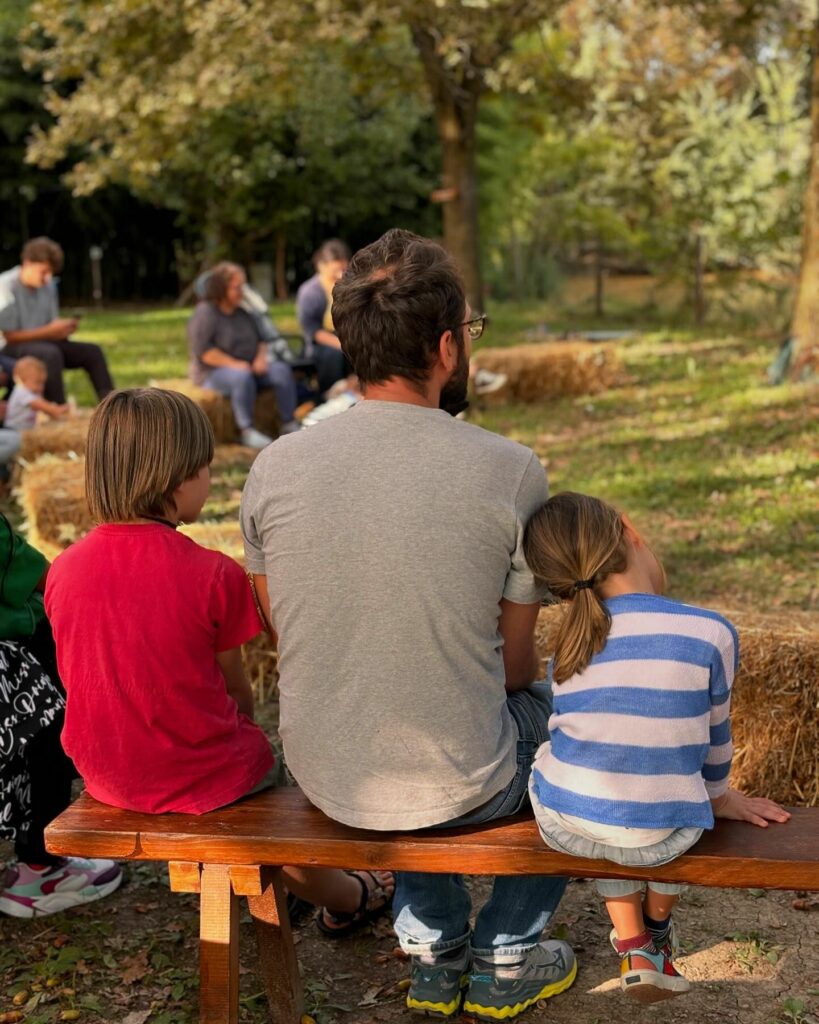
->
<box><xmin>19</xmin><ymin>411</ymin><xmax>93</xmax><ymax>462</ymax></box>
<box><xmin>535</xmin><ymin>604</ymin><xmax>819</xmax><ymax>806</ymax></box>
<box><xmin>152</xmin><ymin>378</ymin><xmax>280</xmax><ymax>443</ymax></box>
<box><xmin>17</xmin><ymin>456</ymin><xmax>91</xmax><ymax>560</ymax></box>
<box><xmin>474</xmin><ymin>341</ymin><xmax>623</xmax><ymax>402</ymax></box>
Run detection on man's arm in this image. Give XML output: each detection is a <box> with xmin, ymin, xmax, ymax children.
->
<box><xmin>3</xmin><ymin>319</ymin><xmax>77</xmax><ymax>344</ymax></box>
<box><xmin>498</xmin><ymin>597</ymin><xmax>542</xmax><ymax>692</ymax></box>
<box><xmin>314</xmin><ymin>328</ymin><xmax>341</xmax><ymax>349</ymax></box>
<box><xmin>251</xmin><ymin>573</ymin><xmax>278</xmax><ymax>643</ymax></box>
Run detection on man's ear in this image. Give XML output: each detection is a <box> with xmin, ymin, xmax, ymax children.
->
<box><xmin>437</xmin><ymin>329</ymin><xmax>458</xmax><ymax>373</ymax></box>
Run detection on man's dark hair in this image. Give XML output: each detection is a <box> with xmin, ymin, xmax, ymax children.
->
<box><xmin>332</xmin><ymin>229</ymin><xmax>466</xmax><ymax>388</ymax></box>
<box><xmin>21</xmin><ymin>237</ymin><xmax>64</xmax><ymax>273</ymax></box>
<box><xmin>313</xmin><ymin>238</ymin><xmax>351</xmax><ymax>267</ymax></box>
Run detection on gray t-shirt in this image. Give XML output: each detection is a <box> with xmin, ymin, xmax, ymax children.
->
<box><xmin>0</xmin><ymin>267</ymin><xmax>59</xmax><ymax>343</ymax></box>
<box><xmin>187</xmin><ymin>302</ymin><xmax>261</xmax><ymax>385</ymax></box>
<box><xmin>240</xmin><ymin>400</ymin><xmax>549</xmax><ymax>829</ymax></box>
<box><xmin>295</xmin><ymin>274</ymin><xmax>329</xmax><ymax>356</ymax></box>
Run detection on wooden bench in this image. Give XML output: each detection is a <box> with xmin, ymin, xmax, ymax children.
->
<box><xmin>45</xmin><ymin>789</ymin><xmax>819</xmax><ymax>1024</ymax></box>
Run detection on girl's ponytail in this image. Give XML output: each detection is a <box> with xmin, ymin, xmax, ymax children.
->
<box><xmin>523</xmin><ymin>492</ymin><xmax>628</xmax><ymax>683</ymax></box>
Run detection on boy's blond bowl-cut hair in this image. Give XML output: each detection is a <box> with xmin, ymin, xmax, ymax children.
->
<box><xmin>86</xmin><ymin>388</ymin><xmax>214</xmax><ymax>523</ymax></box>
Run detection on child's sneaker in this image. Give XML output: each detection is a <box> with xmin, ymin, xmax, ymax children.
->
<box><xmin>0</xmin><ymin>858</ymin><xmax>123</xmax><ymax>918</ymax></box>
<box><xmin>611</xmin><ymin>918</ymin><xmax>680</xmax><ymax>958</ymax></box>
<box><xmin>463</xmin><ymin>940</ymin><xmax>576</xmax><ymax>1021</ymax></box>
<box><xmin>619</xmin><ymin>947</ymin><xmax>690</xmax><ymax>1003</ymax></box>
<box><xmin>406</xmin><ymin>946</ymin><xmax>471</xmax><ymax>1018</ymax></box>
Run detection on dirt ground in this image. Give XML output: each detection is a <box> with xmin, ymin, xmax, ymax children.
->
<box><xmin>1</xmin><ymin>852</ymin><xmax>817</xmax><ymax>1024</ymax></box>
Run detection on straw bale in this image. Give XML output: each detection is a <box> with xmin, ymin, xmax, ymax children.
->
<box><xmin>535</xmin><ymin>604</ymin><xmax>819</xmax><ymax>806</ymax></box>
<box><xmin>178</xmin><ymin>519</ymin><xmax>245</xmax><ymax>563</ymax></box>
<box><xmin>153</xmin><ymin>378</ymin><xmax>280</xmax><ymax>444</ymax></box>
<box><xmin>474</xmin><ymin>341</ymin><xmax>623</xmax><ymax>402</ymax></box>
<box><xmin>17</xmin><ymin>456</ymin><xmax>91</xmax><ymax>560</ymax></box>
<box><xmin>19</xmin><ymin>411</ymin><xmax>92</xmax><ymax>462</ymax></box>
<box><xmin>243</xmin><ymin>631</ymin><xmax>279</xmax><ymax>705</ymax></box>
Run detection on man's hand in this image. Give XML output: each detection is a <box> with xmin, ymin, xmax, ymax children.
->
<box><xmin>48</xmin><ymin>317</ymin><xmax>77</xmax><ymax>340</ymax></box>
<box><xmin>711</xmin><ymin>787</ymin><xmax>791</xmax><ymax>827</ymax></box>
<box><xmin>251</xmin><ymin>350</ymin><xmax>269</xmax><ymax>375</ymax></box>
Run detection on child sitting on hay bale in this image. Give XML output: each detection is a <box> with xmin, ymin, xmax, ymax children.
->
<box><xmin>45</xmin><ymin>388</ymin><xmax>393</xmax><ymax>934</ymax></box>
<box><xmin>4</xmin><ymin>356</ymin><xmax>71</xmax><ymax>431</ymax></box>
<box><xmin>523</xmin><ymin>492</ymin><xmax>790</xmax><ymax>1005</ymax></box>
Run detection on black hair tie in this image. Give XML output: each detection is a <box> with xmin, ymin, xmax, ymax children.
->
<box><xmin>573</xmin><ymin>577</ymin><xmax>596</xmax><ymax>592</ymax></box>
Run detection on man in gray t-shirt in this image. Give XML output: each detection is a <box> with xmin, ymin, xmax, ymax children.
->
<box><xmin>241</xmin><ymin>230</ymin><xmax>575</xmax><ymax>1021</ymax></box>
<box><xmin>0</xmin><ymin>237</ymin><xmax>114</xmax><ymax>404</ymax></box>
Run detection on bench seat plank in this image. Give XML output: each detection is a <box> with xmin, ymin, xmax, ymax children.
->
<box><xmin>46</xmin><ymin>790</ymin><xmax>818</xmax><ymax>891</ymax></box>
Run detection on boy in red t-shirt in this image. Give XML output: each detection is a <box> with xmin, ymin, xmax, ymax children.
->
<box><xmin>45</xmin><ymin>388</ymin><xmax>391</xmax><ymax>932</ymax></box>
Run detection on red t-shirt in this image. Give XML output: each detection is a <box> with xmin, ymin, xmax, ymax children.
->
<box><xmin>45</xmin><ymin>523</ymin><xmax>274</xmax><ymax>814</ymax></box>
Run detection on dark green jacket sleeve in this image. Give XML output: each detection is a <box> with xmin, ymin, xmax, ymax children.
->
<box><xmin>0</xmin><ymin>518</ymin><xmax>47</xmax><ymax>638</ymax></box>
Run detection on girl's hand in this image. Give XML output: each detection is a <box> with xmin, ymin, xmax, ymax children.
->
<box><xmin>711</xmin><ymin>787</ymin><xmax>791</xmax><ymax>827</ymax></box>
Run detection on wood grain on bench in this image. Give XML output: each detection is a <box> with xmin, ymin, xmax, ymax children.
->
<box><xmin>46</xmin><ymin>789</ymin><xmax>819</xmax><ymax>891</ymax></box>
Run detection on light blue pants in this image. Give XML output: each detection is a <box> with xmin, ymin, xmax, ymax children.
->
<box><xmin>204</xmin><ymin>363</ymin><xmax>297</xmax><ymax>430</ymax></box>
<box><xmin>533</xmin><ymin>807</ymin><xmax>703</xmax><ymax>898</ymax></box>
<box><xmin>0</xmin><ymin>427</ymin><xmax>21</xmax><ymax>474</ymax></box>
<box><xmin>393</xmin><ymin>684</ymin><xmax>568</xmax><ymax>964</ymax></box>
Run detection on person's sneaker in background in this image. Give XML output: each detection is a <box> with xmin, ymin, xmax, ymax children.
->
<box><xmin>0</xmin><ymin>858</ymin><xmax>123</xmax><ymax>918</ymax></box>
<box><xmin>472</xmin><ymin>368</ymin><xmax>508</xmax><ymax>396</ymax></box>
<box><xmin>240</xmin><ymin>426</ymin><xmax>274</xmax><ymax>449</ymax></box>
<box><xmin>302</xmin><ymin>392</ymin><xmax>358</xmax><ymax>427</ymax></box>
<box><xmin>407</xmin><ymin>945</ymin><xmax>471</xmax><ymax>1018</ymax></box>
<box><xmin>463</xmin><ymin>940</ymin><xmax>576</xmax><ymax>1021</ymax></box>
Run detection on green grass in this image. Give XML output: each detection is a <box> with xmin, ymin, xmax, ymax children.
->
<box><xmin>54</xmin><ymin>296</ymin><xmax>819</xmax><ymax>612</ymax></box>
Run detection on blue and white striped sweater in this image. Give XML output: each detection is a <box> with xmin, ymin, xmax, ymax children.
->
<box><xmin>530</xmin><ymin>593</ymin><xmax>738</xmax><ymax>831</ymax></box>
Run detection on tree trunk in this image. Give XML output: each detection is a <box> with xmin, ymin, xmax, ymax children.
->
<box><xmin>411</xmin><ymin>27</ymin><xmax>484</xmax><ymax>312</ymax></box>
<box><xmin>693</xmin><ymin>230</ymin><xmax>706</xmax><ymax>326</ymax></box>
<box><xmin>790</xmin><ymin>13</ymin><xmax>819</xmax><ymax>352</ymax></box>
<box><xmin>275</xmin><ymin>230</ymin><xmax>288</xmax><ymax>300</ymax></box>
<box><xmin>594</xmin><ymin>243</ymin><xmax>605</xmax><ymax>317</ymax></box>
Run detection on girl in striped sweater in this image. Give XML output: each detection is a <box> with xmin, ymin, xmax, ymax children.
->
<box><xmin>523</xmin><ymin>492</ymin><xmax>790</xmax><ymax>1004</ymax></box>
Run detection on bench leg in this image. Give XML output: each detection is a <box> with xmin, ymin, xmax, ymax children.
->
<box><xmin>247</xmin><ymin>866</ymin><xmax>304</xmax><ymax>1024</ymax></box>
<box><xmin>199</xmin><ymin>863</ymin><xmax>240</xmax><ymax>1024</ymax></box>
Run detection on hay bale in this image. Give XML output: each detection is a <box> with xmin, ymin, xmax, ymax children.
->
<box><xmin>474</xmin><ymin>341</ymin><xmax>623</xmax><ymax>402</ymax></box>
<box><xmin>19</xmin><ymin>411</ymin><xmax>92</xmax><ymax>462</ymax></box>
<box><xmin>17</xmin><ymin>456</ymin><xmax>91</xmax><ymax>560</ymax></box>
<box><xmin>178</xmin><ymin>519</ymin><xmax>245</xmax><ymax>563</ymax></box>
<box><xmin>153</xmin><ymin>378</ymin><xmax>280</xmax><ymax>444</ymax></box>
<box><xmin>243</xmin><ymin>631</ymin><xmax>279</xmax><ymax>705</ymax></box>
<box><xmin>535</xmin><ymin>604</ymin><xmax>819</xmax><ymax>807</ymax></box>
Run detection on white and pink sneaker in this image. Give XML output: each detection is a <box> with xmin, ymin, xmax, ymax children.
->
<box><xmin>0</xmin><ymin>858</ymin><xmax>123</xmax><ymax>918</ymax></box>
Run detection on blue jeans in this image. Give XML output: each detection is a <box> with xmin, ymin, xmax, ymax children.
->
<box><xmin>204</xmin><ymin>363</ymin><xmax>297</xmax><ymax>429</ymax></box>
<box><xmin>393</xmin><ymin>683</ymin><xmax>568</xmax><ymax>964</ymax></box>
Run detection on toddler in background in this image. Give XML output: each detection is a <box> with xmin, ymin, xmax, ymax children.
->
<box><xmin>44</xmin><ymin>388</ymin><xmax>391</xmax><ymax>931</ymax></box>
<box><xmin>522</xmin><ymin>491</ymin><xmax>790</xmax><ymax>1003</ymax></box>
<box><xmin>5</xmin><ymin>357</ymin><xmax>70</xmax><ymax>430</ymax></box>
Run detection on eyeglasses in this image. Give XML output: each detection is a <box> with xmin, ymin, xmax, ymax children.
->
<box><xmin>460</xmin><ymin>314</ymin><xmax>487</xmax><ymax>341</ymax></box>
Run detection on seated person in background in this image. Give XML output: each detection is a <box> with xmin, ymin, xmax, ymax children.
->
<box><xmin>188</xmin><ymin>262</ymin><xmax>300</xmax><ymax>449</ymax></box>
<box><xmin>4</xmin><ymin>357</ymin><xmax>70</xmax><ymax>431</ymax></box>
<box><xmin>297</xmin><ymin>238</ymin><xmax>506</xmax><ymax>402</ymax></box>
<box><xmin>44</xmin><ymin>388</ymin><xmax>392</xmax><ymax>931</ymax></box>
<box><xmin>296</xmin><ymin>239</ymin><xmax>352</xmax><ymax>394</ymax></box>
<box><xmin>0</xmin><ymin>237</ymin><xmax>114</xmax><ymax>405</ymax></box>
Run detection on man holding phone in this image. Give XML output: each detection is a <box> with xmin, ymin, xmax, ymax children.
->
<box><xmin>0</xmin><ymin>237</ymin><xmax>114</xmax><ymax>404</ymax></box>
